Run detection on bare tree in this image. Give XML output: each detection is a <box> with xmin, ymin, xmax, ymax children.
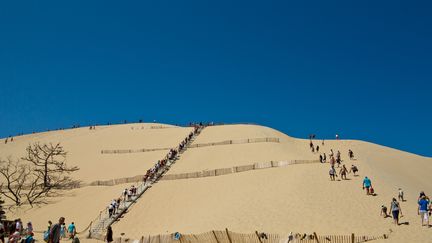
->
<box><xmin>22</xmin><ymin>142</ymin><xmax>79</xmax><ymax>188</ymax></box>
<box><xmin>0</xmin><ymin>143</ymin><xmax>80</xmax><ymax>208</ymax></box>
<box><xmin>0</xmin><ymin>157</ymin><xmax>30</xmax><ymax>206</ymax></box>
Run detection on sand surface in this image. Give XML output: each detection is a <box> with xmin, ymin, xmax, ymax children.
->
<box><xmin>1</xmin><ymin>124</ymin><xmax>431</xmax><ymax>243</ymax></box>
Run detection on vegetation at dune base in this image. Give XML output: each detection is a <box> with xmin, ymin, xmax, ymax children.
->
<box><xmin>0</xmin><ymin>142</ymin><xmax>79</xmax><ymax>207</ymax></box>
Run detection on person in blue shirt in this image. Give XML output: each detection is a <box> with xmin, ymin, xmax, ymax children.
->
<box><xmin>418</xmin><ymin>195</ymin><xmax>430</xmax><ymax>226</ymax></box>
<box><xmin>68</xmin><ymin>222</ymin><xmax>76</xmax><ymax>239</ymax></box>
<box><xmin>362</xmin><ymin>176</ymin><xmax>372</xmax><ymax>195</ymax></box>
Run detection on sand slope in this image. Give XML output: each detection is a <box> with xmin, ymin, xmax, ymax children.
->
<box><xmin>0</xmin><ymin>123</ymin><xmax>193</xmax><ymax>183</ymax></box>
<box><xmin>1</xmin><ymin>124</ymin><xmax>431</xmax><ymax>243</ymax></box>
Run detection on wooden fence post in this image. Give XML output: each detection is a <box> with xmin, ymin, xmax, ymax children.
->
<box><xmin>351</xmin><ymin>233</ymin><xmax>355</xmax><ymax>243</ymax></box>
<box><xmin>313</xmin><ymin>232</ymin><xmax>320</xmax><ymax>243</ymax></box>
<box><xmin>225</xmin><ymin>228</ymin><xmax>233</xmax><ymax>243</ymax></box>
<box><xmin>212</xmin><ymin>230</ymin><xmax>220</xmax><ymax>243</ymax></box>
<box><xmin>255</xmin><ymin>231</ymin><xmax>263</xmax><ymax>243</ymax></box>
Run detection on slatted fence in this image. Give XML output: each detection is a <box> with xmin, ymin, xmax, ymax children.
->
<box><xmin>100</xmin><ymin>229</ymin><xmax>389</xmax><ymax>243</ymax></box>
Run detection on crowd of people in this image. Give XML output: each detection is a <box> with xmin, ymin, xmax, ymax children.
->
<box><xmin>0</xmin><ymin>217</ymin><xmax>79</xmax><ymax>243</ymax></box>
<box><xmin>143</xmin><ymin>126</ymin><xmax>200</xmax><ymax>184</ymax></box>
<box><xmin>43</xmin><ymin>217</ymin><xmax>79</xmax><ymax>243</ymax></box>
<box><xmin>0</xmin><ymin>219</ymin><xmax>33</xmax><ymax>243</ymax></box>
<box><xmin>310</xmin><ymin>134</ymin><xmax>432</xmax><ymax>228</ymax></box>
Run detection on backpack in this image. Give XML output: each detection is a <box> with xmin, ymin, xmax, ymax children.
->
<box><xmin>43</xmin><ymin>231</ymin><xmax>49</xmax><ymax>242</ymax></box>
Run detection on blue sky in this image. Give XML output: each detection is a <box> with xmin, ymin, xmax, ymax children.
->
<box><xmin>0</xmin><ymin>1</ymin><xmax>431</xmax><ymax>156</ymax></box>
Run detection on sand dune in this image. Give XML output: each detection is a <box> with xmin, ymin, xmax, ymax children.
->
<box><xmin>0</xmin><ymin>123</ymin><xmax>192</xmax><ymax>182</ymax></box>
<box><xmin>1</xmin><ymin>124</ymin><xmax>431</xmax><ymax>243</ymax></box>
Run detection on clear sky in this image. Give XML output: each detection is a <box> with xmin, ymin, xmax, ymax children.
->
<box><xmin>0</xmin><ymin>1</ymin><xmax>431</xmax><ymax>157</ymax></box>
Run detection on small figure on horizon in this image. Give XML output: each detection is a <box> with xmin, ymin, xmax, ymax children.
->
<box><xmin>336</xmin><ymin>134</ymin><xmax>339</xmax><ymax>140</ymax></box>
<box><xmin>316</xmin><ymin>145</ymin><xmax>319</xmax><ymax>153</ymax></box>
<box><xmin>323</xmin><ymin>153</ymin><xmax>327</xmax><ymax>163</ymax></box>
<box><xmin>322</xmin><ymin>139</ymin><xmax>325</xmax><ymax>146</ymax></box>
<box><xmin>319</xmin><ymin>154</ymin><xmax>323</xmax><ymax>163</ymax></box>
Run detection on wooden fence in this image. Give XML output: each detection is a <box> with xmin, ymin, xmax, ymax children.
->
<box><xmin>83</xmin><ymin>159</ymin><xmax>320</xmax><ymax>186</ymax></box>
<box><xmin>100</xmin><ymin>137</ymin><xmax>280</xmax><ymax>155</ymax></box>
<box><xmin>101</xmin><ymin>147</ymin><xmax>172</xmax><ymax>154</ymax></box>
<box><xmin>161</xmin><ymin>160</ymin><xmax>320</xmax><ymax>181</ymax></box>
<box><xmin>91</xmin><ymin>229</ymin><xmax>389</xmax><ymax>243</ymax></box>
<box><xmin>188</xmin><ymin>137</ymin><xmax>280</xmax><ymax>149</ymax></box>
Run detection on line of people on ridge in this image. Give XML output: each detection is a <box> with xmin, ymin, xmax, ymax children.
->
<box><xmin>143</xmin><ymin>126</ymin><xmax>200</xmax><ymax>184</ymax></box>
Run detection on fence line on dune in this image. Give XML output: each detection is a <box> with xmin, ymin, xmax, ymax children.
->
<box><xmin>90</xmin><ymin>228</ymin><xmax>390</xmax><ymax>243</ymax></box>
<box><xmin>188</xmin><ymin>137</ymin><xmax>280</xmax><ymax>149</ymax></box>
<box><xmin>84</xmin><ymin>159</ymin><xmax>319</xmax><ymax>187</ymax></box>
<box><xmin>161</xmin><ymin>159</ymin><xmax>320</xmax><ymax>181</ymax></box>
<box><xmin>100</xmin><ymin>137</ymin><xmax>280</xmax><ymax>155</ymax></box>
<box><xmin>101</xmin><ymin>147</ymin><xmax>172</xmax><ymax>154</ymax></box>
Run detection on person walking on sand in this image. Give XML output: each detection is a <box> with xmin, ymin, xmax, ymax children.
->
<box><xmin>398</xmin><ymin>188</ymin><xmax>404</xmax><ymax>202</ymax></box>
<box><xmin>323</xmin><ymin>153</ymin><xmax>326</xmax><ymax>163</ymax></box>
<box><xmin>339</xmin><ymin>165</ymin><xmax>348</xmax><ymax>180</ymax></box>
<box><xmin>362</xmin><ymin>177</ymin><xmax>372</xmax><ymax>195</ymax></box>
<box><xmin>60</xmin><ymin>223</ymin><xmax>66</xmax><ymax>239</ymax></box>
<box><xmin>329</xmin><ymin>166</ymin><xmax>337</xmax><ymax>181</ymax></box>
<box><xmin>348</xmin><ymin>149</ymin><xmax>354</xmax><ymax>160</ymax></box>
<box><xmin>349</xmin><ymin>165</ymin><xmax>358</xmax><ymax>176</ymax></box>
<box><xmin>104</xmin><ymin>226</ymin><xmax>113</xmax><ymax>243</ymax></box>
<box><xmin>319</xmin><ymin>154</ymin><xmax>323</xmax><ymax>163</ymax></box>
<box><xmin>68</xmin><ymin>222</ymin><xmax>76</xmax><ymax>239</ymax></box>
<box><xmin>49</xmin><ymin>217</ymin><xmax>65</xmax><ymax>243</ymax></box>
<box><xmin>330</xmin><ymin>156</ymin><xmax>336</xmax><ymax>167</ymax></box>
<box><xmin>380</xmin><ymin>205</ymin><xmax>388</xmax><ymax>218</ymax></box>
<box><xmin>390</xmin><ymin>198</ymin><xmax>402</xmax><ymax>225</ymax></box>
<box><xmin>418</xmin><ymin>195</ymin><xmax>430</xmax><ymax>226</ymax></box>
